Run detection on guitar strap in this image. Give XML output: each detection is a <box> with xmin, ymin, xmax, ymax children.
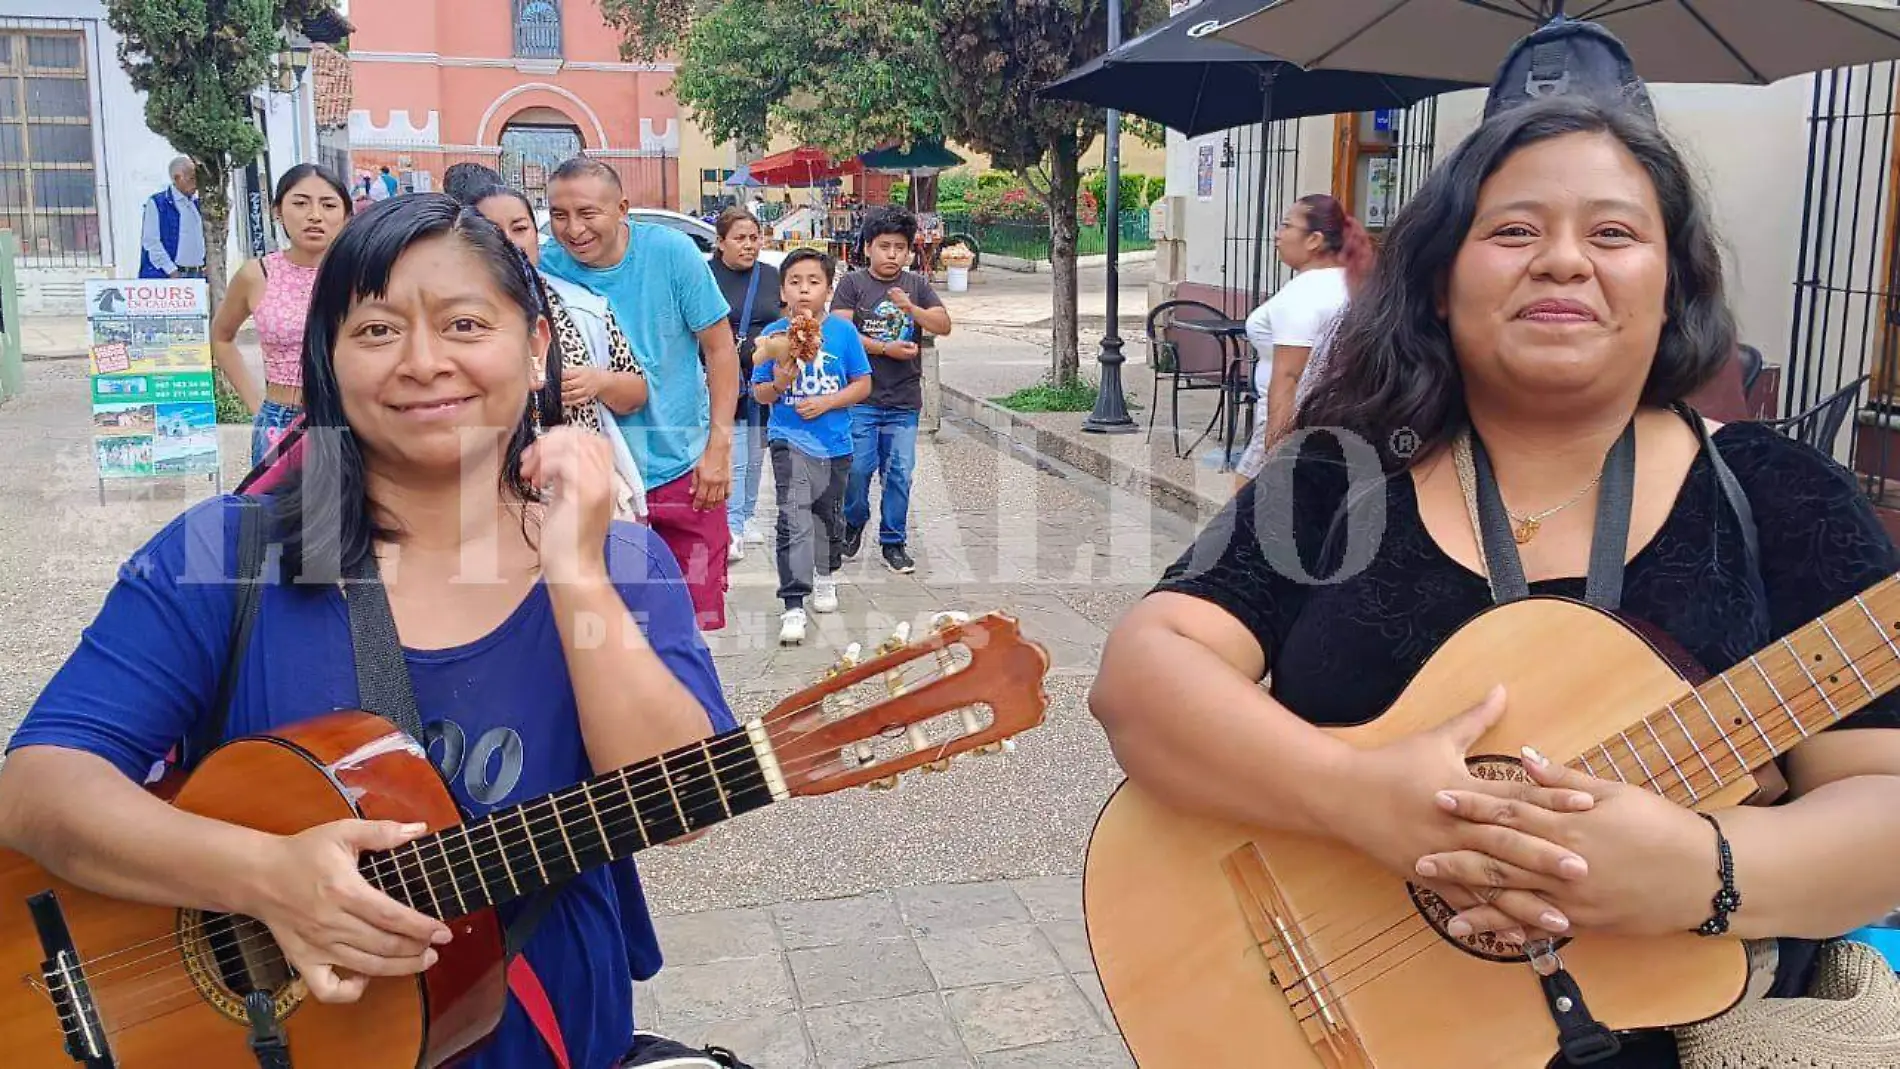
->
<box><xmin>1468</xmin><ymin>421</ymin><xmax>1637</xmax><ymax>611</ymax></box>
<box><xmin>341</xmin><ymin>552</ymin><xmax>574</xmax><ymax>1069</ymax></box>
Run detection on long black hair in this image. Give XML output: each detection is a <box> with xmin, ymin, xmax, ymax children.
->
<box><xmin>1294</xmin><ymin>95</ymin><xmax>1736</xmax><ymax>472</ymax></box>
<box><xmin>272</xmin><ymin>193</ymin><xmax>549</xmax><ymax>584</ymax></box>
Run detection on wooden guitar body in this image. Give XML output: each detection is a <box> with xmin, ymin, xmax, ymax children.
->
<box><xmin>1085</xmin><ymin>598</ymin><xmax>1756</xmax><ymax>1068</ymax></box>
<box><xmin>0</xmin><ymin>713</ymin><xmax>505</xmax><ymax>1068</ymax></box>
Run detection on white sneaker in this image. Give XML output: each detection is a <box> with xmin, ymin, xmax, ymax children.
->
<box><xmin>743</xmin><ymin>519</ymin><xmax>766</xmax><ymax>545</ymax></box>
<box><xmin>811</xmin><ymin>579</ymin><xmax>839</xmax><ymax>614</ymax></box>
<box><xmin>727</xmin><ymin>535</ymin><xmax>745</xmax><ymax>563</ymax></box>
<box><xmin>778</xmin><ymin>608</ymin><xmax>808</xmax><ymax>646</ymax></box>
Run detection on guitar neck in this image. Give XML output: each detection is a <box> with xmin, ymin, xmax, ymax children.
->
<box><xmin>1573</xmin><ymin>574</ymin><xmax>1900</xmax><ymax>805</ymax></box>
<box><xmin>359</xmin><ymin>724</ymin><xmax>786</xmax><ymax>920</ymax></box>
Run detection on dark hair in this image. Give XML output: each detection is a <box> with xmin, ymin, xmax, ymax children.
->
<box><xmin>861</xmin><ymin>205</ymin><xmax>917</xmax><ymax>248</ymax></box>
<box><xmin>443</xmin><ymin>162</ymin><xmax>504</xmax><ymax>204</ymax></box>
<box><xmin>781</xmin><ymin>247</ymin><xmax>835</xmax><ymax>285</ymax></box>
<box><xmin>716</xmin><ymin>205</ymin><xmax>762</xmax><ymax>240</ymax></box>
<box><xmin>1295</xmin><ymin>95</ymin><xmax>1735</xmax><ymax>472</ymax></box>
<box><xmin>550</xmin><ymin>155</ymin><xmax>622</xmax><ymax>193</ymax></box>
<box><xmin>468</xmin><ymin>182</ymin><xmax>535</xmax><ymax>220</ymax></box>
<box><xmin>273</xmin><ymin>163</ymin><xmax>353</xmax><ymax>216</ymax></box>
<box><xmin>1295</xmin><ymin>193</ymin><xmax>1374</xmax><ymax>293</ymax></box>
<box><xmin>273</xmin><ymin>193</ymin><xmax>551</xmax><ymax>583</ymax></box>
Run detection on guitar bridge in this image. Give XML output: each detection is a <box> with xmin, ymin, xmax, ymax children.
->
<box><xmin>1223</xmin><ymin>844</ymin><xmax>1370</xmax><ymax>1069</ymax></box>
<box><xmin>28</xmin><ymin>891</ymin><xmax>115</xmax><ymax>1067</ymax></box>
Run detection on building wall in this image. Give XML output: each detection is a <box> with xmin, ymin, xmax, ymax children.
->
<box><xmin>0</xmin><ymin>2</ymin><xmax>213</xmax><ymax>313</ymax></box>
<box><xmin>346</xmin><ymin>0</ymin><xmax>682</xmax><ymax>207</ymax></box>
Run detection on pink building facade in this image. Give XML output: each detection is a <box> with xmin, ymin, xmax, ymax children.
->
<box><xmin>346</xmin><ymin>0</ymin><xmax>681</xmax><ymax>208</ymax></box>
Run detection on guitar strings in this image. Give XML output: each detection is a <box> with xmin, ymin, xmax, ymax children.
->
<box><xmin>64</xmin><ymin>647</ymin><xmax>968</xmax><ymax>980</ymax></box>
<box><xmin>51</xmin><ymin>652</ymin><xmax>1000</xmax><ymax>1028</ymax></box>
<box><xmin>1227</xmin><ymin>626</ymin><xmax>1900</xmax><ymax>1021</ymax></box>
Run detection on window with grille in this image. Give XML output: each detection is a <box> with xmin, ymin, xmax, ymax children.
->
<box><xmin>0</xmin><ymin>28</ymin><xmax>102</xmax><ymax>263</ymax></box>
<box><xmin>514</xmin><ymin>0</ymin><xmax>562</xmax><ymax>59</ymax></box>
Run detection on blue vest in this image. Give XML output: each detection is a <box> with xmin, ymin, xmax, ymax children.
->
<box><xmin>138</xmin><ymin>190</ymin><xmax>183</xmax><ymax>279</ymax></box>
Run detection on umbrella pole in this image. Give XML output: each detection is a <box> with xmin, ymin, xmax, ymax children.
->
<box><xmin>1250</xmin><ymin>70</ymin><xmax>1276</xmax><ymax>307</ymax></box>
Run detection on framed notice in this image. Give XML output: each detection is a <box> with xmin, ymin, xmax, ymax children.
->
<box><xmin>84</xmin><ymin>279</ymin><xmax>219</xmax><ymax>488</ymax></box>
<box><xmin>1196</xmin><ymin>144</ymin><xmax>1216</xmax><ymax>201</ymax></box>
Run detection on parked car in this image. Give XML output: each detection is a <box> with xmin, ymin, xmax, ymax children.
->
<box><xmin>537</xmin><ymin>207</ymin><xmax>786</xmax><ymax>268</ymax></box>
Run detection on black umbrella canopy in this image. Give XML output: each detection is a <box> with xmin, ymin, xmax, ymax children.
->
<box><xmin>1040</xmin><ymin>0</ymin><xmax>1478</xmax><ymax>137</ymax></box>
<box><xmin>1211</xmin><ymin>0</ymin><xmax>1900</xmax><ymax>87</ymax></box>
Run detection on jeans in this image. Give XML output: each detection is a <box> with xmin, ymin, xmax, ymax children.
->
<box><xmin>250</xmin><ymin>399</ymin><xmax>302</xmax><ymax>469</ymax></box>
<box><xmin>844</xmin><ymin>406</ymin><xmax>920</xmax><ymax>546</ymax></box>
<box><xmin>728</xmin><ymin>397</ymin><xmax>767</xmax><ymax>534</ymax></box>
<box><xmin>771</xmin><ymin>441</ymin><xmax>850</xmax><ymax>609</ymax></box>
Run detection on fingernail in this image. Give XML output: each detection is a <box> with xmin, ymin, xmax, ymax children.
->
<box><xmin>423</xmin><ymin>949</ymin><xmax>439</xmax><ymax>968</ymax></box>
<box><xmin>1568</xmin><ymin>792</ymin><xmax>1595</xmax><ymax>810</ymax></box>
<box><xmin>1435</xmin><ymin>791</ymin><xmax>1458</xmax><ymax>811</ymax></box>
<box><xmin>1559</xmin><ymin>856</ymin><xmax>1589</xmax><ymax>879</ymax></box>
<box><xmin>401</xmin><ymin>822</ymin><xmax>429</xmax><ymax>835</ymax></box>
<box><xmin>1540</xmin><ymin>911</ymin><xmax>1569</xmax><ymax>931</ymax></box>
<box><xmin>431</xmin><ymin>929</ymin><xmax>452</xmax><ymax>945</ymax></box>
<box><xmin>1447</xmin><ymin>918</ymin><xmax>1473</xmax><ymax>937</ymax></box>
<box><xmin>1415</xmin><ymin>858</ymin><xmax>1439</xmax><ymax>878</ymax></box>
<box><xmin>1521</xmin><ymin>746</ymin><xmax>1549</xmax><ymax>767</ymax></box>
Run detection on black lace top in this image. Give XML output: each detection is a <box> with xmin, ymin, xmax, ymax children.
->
<box><xmin>1155</xmin><ymin>420</ymin><xmax>1900</xmax><ymax>1067</ymax></box>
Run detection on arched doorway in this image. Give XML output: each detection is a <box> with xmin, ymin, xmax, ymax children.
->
<box><xmin>499</xmin><ymin>106</ymin><xmax>584</xmax><ymax>207</ymax></box>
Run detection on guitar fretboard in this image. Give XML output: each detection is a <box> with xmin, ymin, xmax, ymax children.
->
<box><xmin>1568</xmin><ymin>574</ymin><xmax>1900</xmax><ymax>805</ymax></box>
<box><xmin>358</xmin><ymin>726</ymin><xmax>777</xmax><ymax>920</ymax></box>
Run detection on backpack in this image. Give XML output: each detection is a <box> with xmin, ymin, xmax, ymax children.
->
<box><xmin>1483</xmin><ymin>16</ymin><xmax>1654</xmax><ymax>120</ymax></box>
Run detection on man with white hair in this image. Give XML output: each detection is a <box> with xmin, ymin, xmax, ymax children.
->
<box><xmin>138</xmin><ymin>156</ymin><xmax>204</xmax><ymax>279</ymax></box>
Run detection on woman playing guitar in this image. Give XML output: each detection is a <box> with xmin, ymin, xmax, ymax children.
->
<box><xmin>0</xmin><ymin>195</ymin><xmax>735</xmax><ymax>1068</ymax></box>
<box><xmin>1092</xmin><ymin>96</ymin><xmax>1900</xmax><ymax>1066</ymax></box>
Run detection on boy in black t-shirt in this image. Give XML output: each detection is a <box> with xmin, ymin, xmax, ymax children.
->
<box><xmin>829</xmin><ymin>206</ymin><xmax>953</xmax><ymax>573</ymax></box>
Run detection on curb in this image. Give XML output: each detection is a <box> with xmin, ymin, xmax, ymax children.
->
<box><xmin>939</xmin><ymin>382</ymin><xmax>1220</xmax><ymax>525</ymax></box>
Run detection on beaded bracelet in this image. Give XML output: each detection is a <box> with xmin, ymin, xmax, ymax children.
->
<box><xmin>1695</xmin><ymin>812</ymin><xmax>1742</xmax><ymax>937</ymax></box>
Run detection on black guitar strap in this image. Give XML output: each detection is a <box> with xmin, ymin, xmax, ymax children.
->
<box><xmin>340</xmin><ymin>551</ymin><xmax>568</xmax><ymax>963</ymax></box>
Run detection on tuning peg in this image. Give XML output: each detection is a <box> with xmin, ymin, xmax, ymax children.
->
<box><xmin>920</xmin><ymin>757</ymin><xmax>954</xmax><ymax>774</ymax></box>
<box><xmin>931</xmin><ymin>611</ymin><xmax>971</xmax><ymax>632</ymax></box>
<box><xmin>866</xmin><ymin>774</ymin><xmax>900</xmax><ymax>791</ymax></box>
<box><xmin>974</xmin><ymin>739</ymin><xmax>1016</xmax><ymax>756</ymax></box>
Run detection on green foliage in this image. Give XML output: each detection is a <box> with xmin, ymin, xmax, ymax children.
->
<box><xmin>657</xmin><ymin>0</ymin><xmax>944</xmax><ymax>155</ymax></box>
<box><xmin>215</xmin><ymin>381</ymin><xmax>251</xmax><ymax>425</ymax></box>
<box><xmin>994</xmin><ymin>378</ymin><xmax>1100</xmax><ymax>413</ymax></box>
<box><xmin>600</xmin><ymin>0</ymin><xmax>715</xmax><ymax>61</ymax></box>
<box><xmin>1082</xmin><ymin>170</ymin><xmax>1157</xmax><ymax>212</ymax></box>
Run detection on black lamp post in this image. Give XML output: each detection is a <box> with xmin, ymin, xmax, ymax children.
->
<box><xmin>1082</xmin><ymin>0</ymin><xmax>1137</xmax><ymax>435</ymax></box>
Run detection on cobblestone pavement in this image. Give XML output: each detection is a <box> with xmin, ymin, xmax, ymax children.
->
<box><xmin>0</xmin><ymin>357</ymin><xmax>1200</xmax><ymax>1068</ymax></box>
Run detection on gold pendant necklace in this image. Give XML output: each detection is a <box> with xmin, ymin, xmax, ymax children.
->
<box><xmin>1506</xmin><ymin>469</ymin><xmax>1605</xmax><ymax>544</ymax></box>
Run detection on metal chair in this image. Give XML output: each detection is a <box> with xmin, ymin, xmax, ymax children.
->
<box><xmin>1737</xmin><ymin>344</ymin><xmax>1765</xmax><ymax>398</ymax></box>
<box><xmin>1144</xmin><ymin>299</ymin><xmax>1242</xmax><ymax>457</ymax></box>
<box><xmin>1765</xmin><ymin>374</ymin><xmax>1868</xmax><ymax>456</ymax></box>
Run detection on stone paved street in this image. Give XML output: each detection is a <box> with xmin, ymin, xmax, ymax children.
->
<box><xmin>0</xmin><ymin>353</ymin><xmax>1200</xmax><ymax>1067</ymax></box>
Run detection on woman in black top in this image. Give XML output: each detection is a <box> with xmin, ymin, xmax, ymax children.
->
<box><xmin>710</xmin><ymin>207</ymin><xmax>782</xmax><ymax>559</ymax></box>
<box><xmin>1092</xmin><ymin>97</ymin><xmax>1900</xmax><ymax>1067</ymax></box>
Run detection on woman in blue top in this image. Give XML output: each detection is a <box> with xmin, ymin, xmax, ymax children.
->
<box><xmin>0</xmin><ymin>195</ymin><xmax>735</xmax><ymax>1069</ymax></box>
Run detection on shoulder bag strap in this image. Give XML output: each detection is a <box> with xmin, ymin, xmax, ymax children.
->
<box><xmin>737</xmin><ymin>266</ymin><xmax>761</xmax><ymax>346</ymax></box>
<box><xmin>188</xmin><ymin>499</ymin><xmax>268</xmax><ymax>770</ymax></box>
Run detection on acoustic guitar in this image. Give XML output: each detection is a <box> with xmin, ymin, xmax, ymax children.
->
<box><xmin>1084</xmin><ymin>582</ymin><xmax>1900</xmax><ymax>1068</ymax></box>
<box><xmin>0</xmin><ymin>612</ymin><xmax>1048</xmax><ymax>1068</ymax></box>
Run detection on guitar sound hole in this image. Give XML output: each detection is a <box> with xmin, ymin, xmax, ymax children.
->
<box><xmin>1409</xmin><ymin>756</ymin><xmax>1575</xmax><ymax>963</ymax></box>
<box><xmin>177</xmin><ymin>909</ymin><xmax>304</xmax><ymax>1025</ymax></box>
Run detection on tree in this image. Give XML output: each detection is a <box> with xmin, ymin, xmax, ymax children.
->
<box><xmin>106</xmin><ymin>0</ymin><xmax>333</xmax><ymax>309</ymax></box>
<box><xmin>929</xmin><ymin>0</ymin><xmax>1145</xmax><ymax>387</ymax></box>
<box><xmin>607</xmin><ymin>0</ymin><xmax>944</xmax><ymax>156</ymax></box>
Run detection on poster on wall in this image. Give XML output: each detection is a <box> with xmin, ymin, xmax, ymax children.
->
<box><xmin>84</xmin><ymin>279</ymin><xmax>220</xmax><ymax>485</ymax></box>
<box><xmin>1363</xmin><ymin>157</ymin><xmax>1397</xmax><ymax>230</ymax></box>
<box><xmin>1196</xmin><ymin>144</ymin><xmax>1216</xmax><ymax>202</ymax></box>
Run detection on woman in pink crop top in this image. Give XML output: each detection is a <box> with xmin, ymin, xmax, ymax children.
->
<box><xmin>211</xmin><ymin>163</ymin><xmax>353</xmax><ymax>466</ymax></box>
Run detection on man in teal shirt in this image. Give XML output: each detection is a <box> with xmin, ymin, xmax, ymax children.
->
<box><xmin>541</xmin><ymin>157</ymin><xmax>740</xmax><ymax>630</ymax></box>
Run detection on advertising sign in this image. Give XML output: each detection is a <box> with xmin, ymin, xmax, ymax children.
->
<box><xmin>84</xmin><ymin>279</ymin><xmax>220</xmax><ymax>483</ymax></box>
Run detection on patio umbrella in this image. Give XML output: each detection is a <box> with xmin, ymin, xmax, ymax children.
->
<box><xmin>1209</xmin><ymin>0</ymin><xmax>1900</xmax><ymax>88</ymax></box>
<box><xmin>858</xmin><ymin>141</ymin><xmax>966</xmax><ymax>175</ymax></box>
<box><xmin>1041</xmin><ymin>0</ymin><xmax>1477</xmax><ymax>138</ymax></box>
<box><xmin>724</xmin><ymin>164</ymin><xmax>762</xmax><ymax>188</ymax></box>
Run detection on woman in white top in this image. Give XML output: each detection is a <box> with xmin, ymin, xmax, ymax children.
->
<box><xmin>1236</xmin><ymin>193</ymin><xmax>1375</xmax><ymax>485</ymax></box>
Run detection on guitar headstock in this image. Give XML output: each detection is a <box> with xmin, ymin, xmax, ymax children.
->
<box><xmin>759</xmin><ymin>611</ymin><xmax>1050</xmax><ymax>796</ymax></box>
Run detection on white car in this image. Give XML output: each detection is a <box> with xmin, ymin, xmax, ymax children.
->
<box><xmin>538</xmin><ymin>207</ymin><xmax>786</xmax><ymax>268</ymax></box>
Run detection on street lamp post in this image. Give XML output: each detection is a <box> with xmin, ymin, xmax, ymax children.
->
<box><xmin>1082</xmin><ymin>0</ymin><xmax>1137</xmax><ymax>435</ymax></box>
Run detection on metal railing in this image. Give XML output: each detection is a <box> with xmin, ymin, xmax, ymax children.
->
<box><xmin>513</xmin><ymin>0</ymin><xmax>562</xmax><ymax>59</ymax></box>
<box><xmin>937</xmin><ymin>209</ymin><xmax>1155</xmax><ymax>264</ymax></box>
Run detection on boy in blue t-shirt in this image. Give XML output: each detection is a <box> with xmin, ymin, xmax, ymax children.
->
<box><xmin>751</xmin><ymin>249</ymin><xmax>872</xmax><ymax>645</ymax></box>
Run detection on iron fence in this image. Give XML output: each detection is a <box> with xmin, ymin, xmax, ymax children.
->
<box><xmin>344</xmin><ymin>146</ymin><xmax>680</xmax><ymax>212</ymax></box>
<box><xmin>1788</xmin><ymin>62</ymin><xmax>1900</xmax><ymax>492</ymax></box>
<box><xmin>0</xmin><ymin>16</ymin><xmax>109</xmax><ymax>268</ymax></box>
<box><xmin>937</xmin><ymin>209</ymin><xmax>1154</xmax><ymax>264</ymax></box>
<box><xmin>1219</xmin><ymin>116</ymin><xmax>1303</xmax><ymax>311</ymax></box>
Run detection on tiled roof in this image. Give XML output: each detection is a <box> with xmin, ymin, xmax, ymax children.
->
<box><xmin>312</xmin><ymin>44</ymin><xmax>351</xmax><ymax>130</ymax></box>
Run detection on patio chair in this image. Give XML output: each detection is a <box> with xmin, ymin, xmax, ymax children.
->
<box><xmin>1765</xmin><ymin>374</ymin><xmax>1868</xmax><ymax>456</ymax></box>
<box><xmin>1145</xmin><ymin>299</ymin><xmax>1245</xmax><ymax>458</ymax></box>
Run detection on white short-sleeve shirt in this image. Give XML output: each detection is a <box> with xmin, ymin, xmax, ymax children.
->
<box><xmin>1243</xmin><ymin>266</ymin><xmax>1350</xmax><ymax>399</ymax></box>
